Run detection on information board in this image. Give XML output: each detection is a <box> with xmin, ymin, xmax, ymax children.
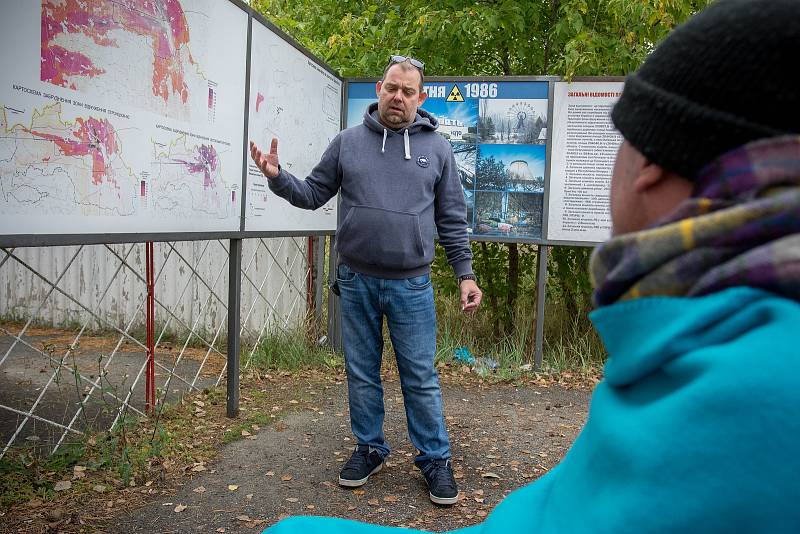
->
<box><xmin>348</xmin><ymin>80</ymin><xmax>550</xmax><ymax>240</ymax></box>
<box><xmin>546</xmin><ymin>81</ymin><xmax>624</xmax><ymax>243</ymax></box>
<box><xmin>244</xmin><ymin>18</ymin><xmax>342</xmax><ymax>232</ymax></box>
<box><xmin>0</xmin><ymin>0</ymin><xmax>249</xmax><ymax>237</ymax></box>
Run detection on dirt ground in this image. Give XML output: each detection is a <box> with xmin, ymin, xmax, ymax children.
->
<box><xmin>105</xmin><ymin>377</ymin><xmax>590</xmax><ymax>533</ymax></box>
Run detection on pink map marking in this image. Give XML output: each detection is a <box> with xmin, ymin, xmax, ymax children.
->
<box><xmin>41</xmin><ymin>0</ymin><xmax>195</xmax><ymax>104</ymax></box>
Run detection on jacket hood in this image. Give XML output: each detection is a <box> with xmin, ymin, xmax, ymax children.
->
<box><xmin>363</xmin><ymin>102</ymin><xmax>438</xmax><ymax>134</ymax></box>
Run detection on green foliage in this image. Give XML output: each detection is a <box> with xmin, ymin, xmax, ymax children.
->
<box><xmin>548</xmin><ymin>246</ymin><xmax>594</xmax><ymax>317</ymax></box>
<box><xmin>254</xmin><ymin>0</ymin><xmax>713</xmax><ymax>78</ymax></box>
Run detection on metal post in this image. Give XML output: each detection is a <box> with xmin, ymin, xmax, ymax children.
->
<box><xmin>306</xmin><ymin>237</ymin><xmax>315</xmax><ymax>316</ymax></box>
<box><xmin>326</xmin><ymin>235</ymin><xmax>342</xmax><ymax>353</ymax></box>
<box><xmin>314</xmin><ymin>236</ymin><xmax>326</xmax><ymax>327</ymax></box>
<box><xmin>227</xmin><ymin>238</ymin><xmax>243</xmax><ymax>418</ymax></box>
<box><xmin>534</xmin><ymin>245</ymin><xmax>549</xmax><ymax>371</ymax></box>
<box><xmin>145</xmin><ymin>241</ymin><xmax>155</xmax><ymax>415</ymax></box>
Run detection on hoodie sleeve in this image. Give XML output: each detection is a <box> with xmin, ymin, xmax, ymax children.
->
<box><xmin>434</xmin><ymin>143</ymin><xmax>473</xmax><ymax>278</ymax></box>
<box><xmin>267</xmin><ymin>134</ymin><xmax>342</xmax><ymax>210</ymax></box>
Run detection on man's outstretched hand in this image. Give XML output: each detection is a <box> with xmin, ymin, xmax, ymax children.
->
<box><xmin>250</xmin><ymin>138</ymin><xmax>280</xmax><ymax>178</ymax></box>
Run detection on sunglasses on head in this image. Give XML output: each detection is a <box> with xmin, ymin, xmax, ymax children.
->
<box><xmin>390</xmin><ymin>55</ymin><xmax>424</xmax><ymax>71</ymax></box>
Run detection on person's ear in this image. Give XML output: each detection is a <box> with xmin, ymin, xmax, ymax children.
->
<box><xmin>633</xmin><ymin>160</ymin><xmax>669</xmax><ymax>194</ymax></box>
<box><xmin>417</xmin><ymin>91</ymin><xmax>427</xmax><ymax>106</ymax></box>
<box><xmin>375</xmin><ymin>81</ymin><xmax>382</xmax><ymax>98</ymax></box>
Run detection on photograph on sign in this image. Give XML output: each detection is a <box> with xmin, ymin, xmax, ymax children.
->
<box><xmin>0</xmin><ymin>0</ymin><xmax>248</xmax><ymax>236</ymax></box>
<box><xmin>547</xmin><ymin>81</ymin><xmax>624</xmax><ymax>244</ymax></box>
<box><xmin>245</xmin><ymin>18</ymin><xmax>342</xmax><ymax>233</ymax></box>
<box><xmin>347</xmin><ymin>80</ymin><xmax>548</xmax><ymax>240</ymax></box>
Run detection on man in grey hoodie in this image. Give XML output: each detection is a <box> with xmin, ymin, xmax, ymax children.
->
<box><xmin>250</xmin><ymin>56</ymin><xmax>482</xmax><ymax>505</ymax></box>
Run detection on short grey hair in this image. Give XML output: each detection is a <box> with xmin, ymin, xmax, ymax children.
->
<box><xmin>382</xmin><ymin>59</ymin><xmax>424</xmax><ymax>92</ymax></box>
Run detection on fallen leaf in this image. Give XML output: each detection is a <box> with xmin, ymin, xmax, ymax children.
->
<box><xmin>92</xmin><ymin>484</ymin><xmax>106</xmax><ymax>493</ymax></box>
<box><xmin>236</xmin><ymin>515</ymin><xmax>251</xmax><ymax>522</ymax></box>
<box><xmin>281</xmin><ymin>475</ymin><xmax>293</xmax><ymax>481</ymax></box>
<box><xmin>174</xmin><ymin>504</ymin><xmax>187</xmax><ymax>513</ymax></box>
<box><xmin>191</xmin><ymin>464</ymin><xmax>207</xmax><ymax>472</ymax></box>
<box><xmin>352</xmin><ymin>489</ymin><xmax>366</xmax><ymax>495</ymax></box>
<box><xmin>193</xmin><ymin>486</ymin><xmax>206</xmax><ymax>494</ymax></box>
<box><xmin>216</xmin><ymin>529</ymin><xmax>226</xmax><ymax>533</ymax></box>
<box><xmin>453</xmin><ymin>472</ymin><xmax>464</xmax><ymax>479</ymax></box>
<box><xmin>367</xmin><ymin>498</ymin><xmax>379</xmax><ymax>506</ymax></box>
<box><xmin>228</xmin><ymin>484</ymin><xmax>239</xmax><ymax>491</ymax></box>
<box><xmin>306</xmin><ymin>504</ymin><xmax>315</xmax><ymax>510</ymax></box>
<box><xmin>286</xmin><ymin>497</ymin><xmax>299</xmax><ymax>503</ymax></box>
<box><xmin>265</xmin><ymin>471</ymin><xmax>275</xmax><ymax>476</ymax></box>
<box><xmin>241</xmin><ymin>430</ymin><xmax>251</xmax><ymax>437</ymax></box>
<box><xmin>53</xmin><ymin>480</ymin><xmax>72</xmax><ymax>491</ymax></box>
<box><xmin>383</xmin><ymin>495</ymin><xmax>400</xmax><ymax>503</ymax></box>
<box><xmin>481</xmin><ymin>472</ymin><xmax>501</xmax><ymax>479</ymax></box>
<box><xmin>476</xmin><ymin>510</ymin><xmax>488</xmax><ymax>518</ymax></box>
<box><xmin>246</xmin><ymin>493</ymin><xmax>253</xmax><ymax>500</ymax></box>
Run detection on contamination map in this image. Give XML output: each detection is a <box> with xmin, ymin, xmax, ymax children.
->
<box><xmin>1</xmin><ymin>0</ymin><xmax>248</xmax><ymax>235</ymax></box>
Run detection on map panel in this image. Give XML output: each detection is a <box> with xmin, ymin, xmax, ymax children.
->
<box><xmin>1</xmin><ymin>0</ymin><xmax>248</xmax><ymax>236</ymax></box>
<box><xmin>245</xmin><ymin>21</ymin><xmax>342</xmax><ymax>232</ymax></box>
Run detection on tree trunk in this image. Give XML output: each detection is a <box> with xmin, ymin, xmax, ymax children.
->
<box><xmin>505</xmin><ymin>243</ymin><xmax>520</xmax><ymax>331</ymax></box>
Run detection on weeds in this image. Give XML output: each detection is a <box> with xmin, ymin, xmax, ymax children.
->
<box><xmin>247</xmin><ymin>326</ymin><xmax>339</xmax><ymax>371</ymax></box>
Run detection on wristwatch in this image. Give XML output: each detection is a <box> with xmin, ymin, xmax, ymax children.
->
<box><xmin>457</xmin><ymin>274</ymin><xmax>477</xmax><ymax>285</ymax></box>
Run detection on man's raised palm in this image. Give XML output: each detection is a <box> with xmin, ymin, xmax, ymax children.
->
<box><xmin>250</xmin><ymin>138</ymin><xmax>280</xmax><ymax>178</ymax></box>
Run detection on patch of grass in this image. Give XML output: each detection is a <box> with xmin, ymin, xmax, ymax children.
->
<box><xmin>0</xmin><ymin>443</ymin><xmax>85</xmax><ymax>508</ymax></box>
<box><xmin>247</xmin><ymin>327</ymin><xmax>338</xmax><ymax>371</ymax></box>
<box><xmin>434</xmin><ymin>288</ymin><xmax>605</xmax><ymax>379</ymax></box>
<box><xmin>222</xmin><ymin>411</ymin><xmax>271</xmax><ymax>444</ymax></box>
<box><xmin>542</xmin><ymin>303</ymin><xmax>605</xmax><ymax>375</ymax></box>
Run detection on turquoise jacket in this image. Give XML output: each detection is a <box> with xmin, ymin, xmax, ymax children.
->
<box><xmin>265</xmin><ymin>287</ymin><xmax>800</xmax><ymax>533</ymax></box>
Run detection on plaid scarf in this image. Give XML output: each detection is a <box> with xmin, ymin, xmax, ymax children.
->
<box><xmin>591</xmin><ymin>136</ymin><xmax>800</xmax><ymax>308</ymax></box>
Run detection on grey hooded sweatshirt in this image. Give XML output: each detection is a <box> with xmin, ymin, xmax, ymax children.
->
<box><xmin>267</xmin><ymin>102</ymin><xmax>473</xmax><ymax>279</ymax></box>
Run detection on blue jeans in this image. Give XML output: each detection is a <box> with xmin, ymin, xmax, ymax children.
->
<box><xmin>336</xmin><ymin>263</ymin><xmax>451</xmax><ymax>464</ymax></box>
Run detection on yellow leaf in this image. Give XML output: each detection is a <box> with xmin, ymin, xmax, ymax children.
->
<box><xmin>228</xmin><ymin>484</ymin><xmax>239</xmax><ymax>491</ymax></box>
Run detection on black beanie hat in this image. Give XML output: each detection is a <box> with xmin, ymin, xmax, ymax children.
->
<box><xmin>611</xmin><ymin>0</ymin><xmax>800</xmax><ymax>179</ymax></box>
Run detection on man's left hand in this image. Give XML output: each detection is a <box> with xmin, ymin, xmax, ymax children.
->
<box><xmin>460</xmin><ymin>280</ymin><xmax>482</xmax><ymax>313</ymax></box>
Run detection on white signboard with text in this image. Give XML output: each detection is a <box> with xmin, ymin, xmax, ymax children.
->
<box><xmin>547</xmin><ymin>81</ymin><xmax>624</xmax><ymax>243</ymax></box>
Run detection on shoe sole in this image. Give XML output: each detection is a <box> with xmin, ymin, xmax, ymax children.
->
<box><xmin>429</xmin><ymin>492</ymin><xmax>459</xmax><ymax>505</ymax></box>
<box><xmin>338</xmin><ymin>462</ymin><xmax>383</xmax><ymax>487</ymax></box>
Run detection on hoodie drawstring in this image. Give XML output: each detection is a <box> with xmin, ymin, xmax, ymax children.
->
<box><xmin>380</xmin><ymin>128</ymin><xmax>412</xmax><ymax>160</ymax></box>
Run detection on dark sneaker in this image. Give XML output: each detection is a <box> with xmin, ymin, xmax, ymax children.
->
<box><xmin>338</xmin><ymin>445</ymin><xmax>384</xmax><ymax>487</ymax></box>
<box><xmin>418</xmin><ymin>458</ymin><xmax>459</xmax><ymax>505</ymax></box>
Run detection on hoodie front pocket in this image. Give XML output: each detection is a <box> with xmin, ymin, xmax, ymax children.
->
<box><xmin>337</xmin><ymin>206</ymin><xmax>425</xmax><ymax>270</ymax></box>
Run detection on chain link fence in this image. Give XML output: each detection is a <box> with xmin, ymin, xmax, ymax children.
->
<box><xmin>0</xmin><ymin>236</ymin><xmax>328</xmax><ymax>459</ymax></box>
